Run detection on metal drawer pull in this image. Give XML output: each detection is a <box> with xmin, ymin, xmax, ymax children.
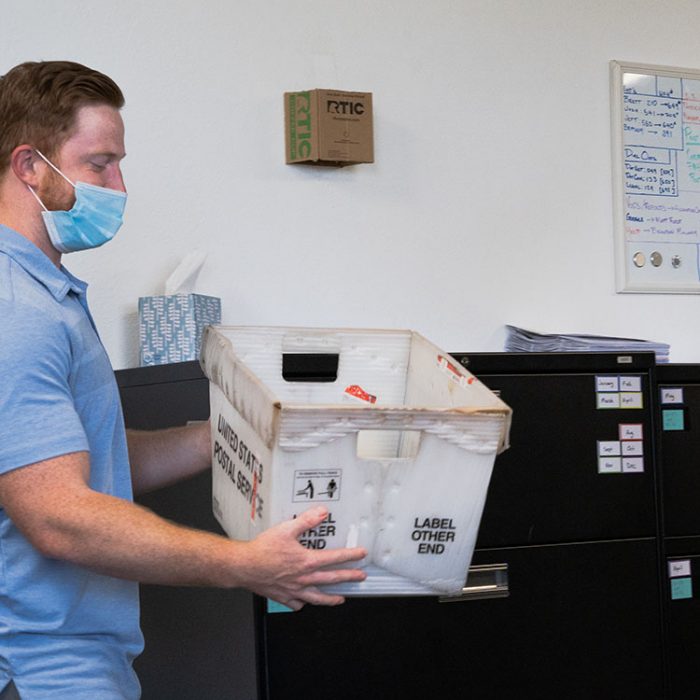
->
<box><xmin>439</xmin><ymin>563</ymin><xmax>509</xmax><ymax>602</ymax></box>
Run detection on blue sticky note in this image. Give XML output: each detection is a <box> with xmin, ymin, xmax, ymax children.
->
<box><xmin>671</xmin><ymin>577</ymin><xmax>693</xmax><ymax>600</ymax></box>
<box><xmin>267</xmin><ymin>599</ymin><xmax>294</xmax><ymax>614</ymax></box>
<box><xmin>663</xmin><ymin>409</ymin><xmax>685</xmax><ymax>431</ymax></box>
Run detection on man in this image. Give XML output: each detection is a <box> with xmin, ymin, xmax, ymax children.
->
<box><xmin>0</xmin><ymin>61</ymin><xmax>367</xmax><ymax>699</ymax></box>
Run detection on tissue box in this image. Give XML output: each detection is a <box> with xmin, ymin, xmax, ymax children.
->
<box><xmin>138</xmin><ymin>293</ymin><xmax>221</xmax><ymax>366</ymax></box>
<box><xmin>201</xmin><ymin>325</ymin><xmax>511</xmax><ymax>596</ymax></box>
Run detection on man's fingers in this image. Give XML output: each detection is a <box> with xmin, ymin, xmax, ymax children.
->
<box><xmin>268</xmin><ymin>588</ymin><xmax>344</xmax><ymax>610</ymax></box>
<box><xmin>300</xmin><ymin>566</ymin><xmax>368</xmax><ymax>587</ymax></box>
<box><xmin>296</xmin><ymin>587</ymin><xmax>346</xmax><ymax>607</ymax></box>
<box><xmin>311</xmin><ymin>545</ymin><xmax>368</xmax><ymax>568</ymax></box>
<box><xmin>286</xmin><ymin>506</ymin><xmax>329</xmax><ymax>537</ymax></box>
<box><xmin>280</xmin><ymin>509</ymin><xmax>368</xmax><ymax>565</ymax></box>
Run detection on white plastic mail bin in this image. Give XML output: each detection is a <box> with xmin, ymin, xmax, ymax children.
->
<box><xmin>200</xmin><ymin>326</ymin><xmax>511</xmax><ymax>596</ymax></box>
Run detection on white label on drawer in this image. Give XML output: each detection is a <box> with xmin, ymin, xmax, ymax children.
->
<box><xmin>598</xmin><ymin>457</ymin><xmax>622</xmax><ymax>474</ymax></box>
<box><xmin>620</xmin><ymin>376</ymin><xmax>642</xmax><ymax>392</ymax></box>
<box><xmin>669</xmin><ymin>560</ymin><xmax>692</xmax><ymax>578</ymax></box>
<box><xmin>661</xmin><ymin>388</ymin><xmax>684</xmax><ymax>405</ymax></box>
<box><xmin>622</xmin><ymin>441</ymin><xmax>644</xmax><ymax>456</ymax></box>
<box><xmin>619</xmin><ymin>424</ymin><xmax>643</xmax><ymax>440</ymax></box>
<box><xmin>597</xmin><ymin>393</ymin><xmax>621</xmax><ymax>409</ymax></box>
<box><xmin>596</xmin><ymin>376</ymin><xmax>620</xmax><ymax>392</ymax></box>
<box><xmin>598</xmin><ymin>441</ymin><xmax>621</xmax><ymax>457</ymax></box>
<box><xmin>622</xmin><ymin>457</ymin><xmax>644</xmax><ymax>473</ymax></box>
<box><xmin>620</xmin><ymin>392</ymin><xmax>644</xmax><ymax>409</ymax></box>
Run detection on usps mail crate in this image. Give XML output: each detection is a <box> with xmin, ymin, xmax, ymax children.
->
<box><xmin>200</xmin><ymin>326</ymin><xmax>511</xmax><ymax>595</ymax></box>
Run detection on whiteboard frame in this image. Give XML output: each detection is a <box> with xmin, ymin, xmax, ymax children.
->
<box><xmin>611</xmin><ymin>59</ymin><xmax>700</xmax><ymax>294</ymax></box>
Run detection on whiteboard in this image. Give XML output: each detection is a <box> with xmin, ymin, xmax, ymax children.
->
<box><xmin>611</xmin><ymin>60</ymin><xmax>700</xmax><ymax>293</ymax></box>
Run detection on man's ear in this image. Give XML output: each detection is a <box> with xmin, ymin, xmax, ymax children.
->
<box><xmin>10</xmin><ymin>145</ymin><xmax>43</xmax><ymax>187</ymax></box>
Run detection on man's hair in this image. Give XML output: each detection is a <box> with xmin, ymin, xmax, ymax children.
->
<box><xmin>0</xmin><ymin>60</ymin><xmax>124</xmax><ymax>177</ymax></box>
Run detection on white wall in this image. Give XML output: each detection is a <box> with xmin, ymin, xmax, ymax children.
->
<box><xmin>4</xmin><ymin>0</ymin><xmax>700</xmax><ymax>368</ymax></box>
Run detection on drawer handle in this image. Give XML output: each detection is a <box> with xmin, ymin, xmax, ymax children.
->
<box><xmin>439</xmin><ymin>563</ymin><xmax>509</xmax><ymax>603</ymax></box>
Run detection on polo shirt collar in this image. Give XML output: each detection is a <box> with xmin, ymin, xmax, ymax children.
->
<box><xmin>0</xmin><ymin>224</ymin><xmax>87</xmax><ymax>301</ymax></box>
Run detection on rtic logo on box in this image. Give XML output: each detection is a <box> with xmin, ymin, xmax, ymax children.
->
<box><xmin>289</xmin><ymin>92</ymin><xmax>312</xmax><ymax>160</ymax></box>
<box><xmin>326</xmin><ymin>99</ymin><xmax>365</xmax><ymax>115</ymax></box>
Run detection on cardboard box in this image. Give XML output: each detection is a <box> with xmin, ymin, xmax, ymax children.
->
<box><xmin>138</xmin><ymin>293</ymin><xmax>221</xmax><ymax>366</ymax></box>
<box><xmin>285</xmin><ymin>89</ymin><xmax>374</xmax><ymax>166</ymax></box>
<box><xmin>201</xmin><ymin>326</ymin><xmax>511</xmax><ymax>596</ymax></box>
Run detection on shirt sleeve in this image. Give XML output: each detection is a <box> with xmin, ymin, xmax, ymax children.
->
<box><xmin>0</xmin><ymin>300</ymin><xmax>89</xmax><ymax>474</ymax></box>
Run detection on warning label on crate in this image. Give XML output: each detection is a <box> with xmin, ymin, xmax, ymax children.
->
<box><xmin>411</xmin><ymin>516</ymin><xmax>457</xmax><ymax>555</ymax></box>
<box><xmin>293</xmin><ymin>469</ymin><xmax>341</xmax><ymax>503</ymax></box>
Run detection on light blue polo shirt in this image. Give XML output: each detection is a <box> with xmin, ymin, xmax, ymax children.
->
<box><xmin>0</xmin><ymin>226</ymin><xmax>143</xmax><ymax>699</ymax></box>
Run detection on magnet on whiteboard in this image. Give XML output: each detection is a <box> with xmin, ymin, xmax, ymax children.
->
<box><xmin>672</xmin><ymin>255</ymin><xmax>682</xmax><ymax>269</ymax></box>
<box><xmin>632</xmin><ymin>252</ymin><xmax>645</xmax><ymax>268</ymax></box>
<box><xmin>650</xmin><ymin>251</ymin><xmax>663</xmax><ymax>267</ymax></box>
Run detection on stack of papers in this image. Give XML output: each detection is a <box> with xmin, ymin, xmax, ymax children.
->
<box><xmin>505</xmin><ymin>325</ymin><xmax>670</xmax><ymax>363</ymax></box>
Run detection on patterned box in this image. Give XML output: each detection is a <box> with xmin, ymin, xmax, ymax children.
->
<box><xmin>138</xmin><ymin>293</ymin><xmax>221</xmax><ymax>366</ymax></box>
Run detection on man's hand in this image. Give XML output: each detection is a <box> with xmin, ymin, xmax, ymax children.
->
<box><xmin>0</xmin><ymin>455</ymin><xmax>367</xmax><ymax>605</ymax></box>
<box><xmin>238</xmin><ymin>506</ymin><xmax>368</xmax><ymax>610</ymax></box>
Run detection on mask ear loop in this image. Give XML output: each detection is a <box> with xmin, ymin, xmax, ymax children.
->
<box><xmin>27</xmin><ymin>148</ymin><xmax>77</xmax><ymax>212</ymax></box>
<box><xmin>26</xmin><ymin>184</ymin><xmax>48</xmax><ymax>211</ymax></box>
<box><xmin>34</xmin><ymin>149</ymin><xmax>76</xmax><ymax>188</ymax></box>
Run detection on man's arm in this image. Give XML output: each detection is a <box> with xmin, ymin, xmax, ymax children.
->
<box><xmin>126</xmin><ymin>421</ymin><xmax>211</xmax><ymax>494</ymax></box>
<box><xmin>0</xmin><ymin>452</ymin><xmax>367</xmax><ymax>609</ymax></box>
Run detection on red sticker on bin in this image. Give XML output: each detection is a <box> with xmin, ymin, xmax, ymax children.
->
<box><xmin>437</xmin><ymin>355</ymin><xmax>476</xmax><ymax>386</ymax></box>
<box><xmin>251</xmin><ymin>471</ymin><xmax>258</xmax><ymax>521</ymax></box>
<box><xmin>344</xmin><ymin>384</ymin><xmax>377</xmax><ymax>404</ymax></box>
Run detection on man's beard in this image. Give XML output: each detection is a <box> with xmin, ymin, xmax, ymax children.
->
<box><xmin>36</xmin><ymin>167</ymin><xmax>75</xmax><ymax>212</ymax></box>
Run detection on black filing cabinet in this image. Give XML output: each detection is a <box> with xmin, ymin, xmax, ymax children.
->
<box><xmin>656</xmin><ymin>364</ymin><xmax>700</xmax><ymax>698</ymax></box>
<box><xmin>117</xmin><ymin>354</ymin><xmax>667</xmax><ymax>700</ymax></box>
<box><xmin>258</xmin><ymin>352</ymin><xmax>666</xmax><ymax>700</ymax></box>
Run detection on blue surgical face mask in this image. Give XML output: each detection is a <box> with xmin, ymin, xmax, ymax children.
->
<box><xmin>27</xmin><ymin>149</ymin><xmax>127</xmax><ymax>254</ymax></box>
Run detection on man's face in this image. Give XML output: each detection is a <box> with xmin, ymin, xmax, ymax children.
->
<box><xmin>36</xmin><ymin>103</ymin><xmax>126</xmax><ymax>211</ymax></box>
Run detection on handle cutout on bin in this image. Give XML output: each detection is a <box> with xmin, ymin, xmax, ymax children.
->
<box><xmin>356</xmin><ymin>430</ymin><xmax>421</xmax><ymax>460</ymax></box>
<box><xmin>282</xmin><ymin>353</ymin><xmax>339</xmax><ymax>383</ymax></box>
